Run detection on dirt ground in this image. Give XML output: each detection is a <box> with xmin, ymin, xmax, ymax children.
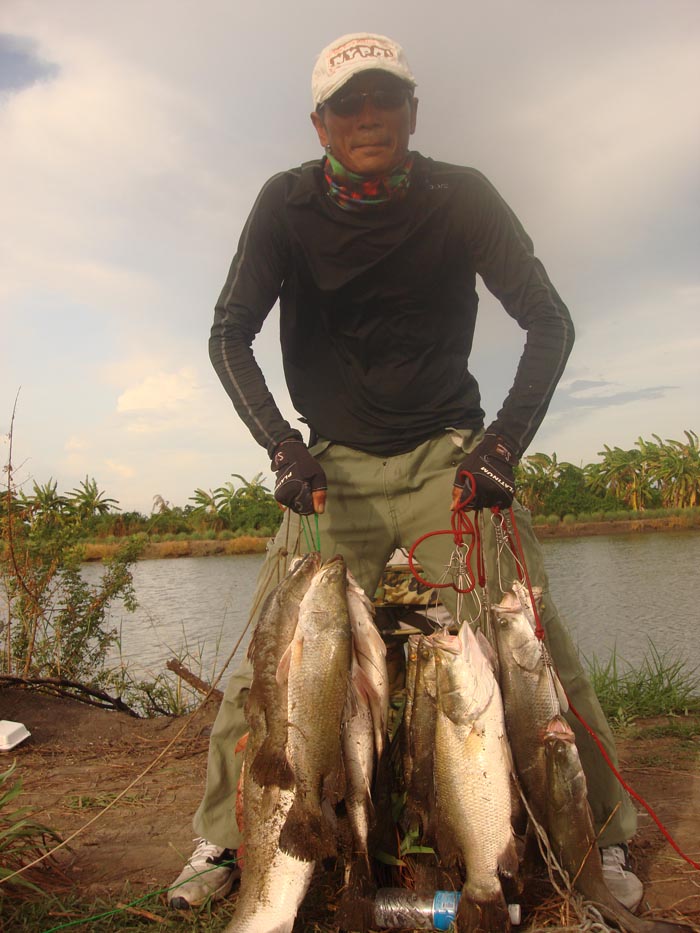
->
<box><xmin>2</xmin><ymin>686</ymin><xmax>699</xmax><ymax>930</ymax></box>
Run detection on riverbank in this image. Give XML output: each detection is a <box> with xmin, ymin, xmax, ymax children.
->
<box><xmin>81</xmin><ymin>513</ymin><xmax>700</xmax><ymax>561</ymax></box>
<box><xmin>2</xmin><ymin>685</ymin><xmax>698</xmax><ymax>929</ymax></box>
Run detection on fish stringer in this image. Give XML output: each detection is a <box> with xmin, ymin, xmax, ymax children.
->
<box><xmin>407</xmin><ymin>473</ymin><xmax>488</xmax><ymax>627</ymax></box>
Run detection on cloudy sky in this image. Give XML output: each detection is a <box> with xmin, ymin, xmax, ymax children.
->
<box><xmin>2</xmin><ymin>1</ymin><xmax>699</xmax><ymax>514</ymax></box>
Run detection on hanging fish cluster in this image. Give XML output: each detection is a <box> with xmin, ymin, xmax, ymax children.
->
<box><xmin>225</xmin><ymin>559</ymin><xmax>691</xmax><ymax>933</ymax></box>
<box><xmin>224</xmin><ymin>553</ymin><xmax>389</xmax><ymax>933</ymax></box>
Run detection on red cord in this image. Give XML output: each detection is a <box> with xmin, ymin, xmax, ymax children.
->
<box><xmin>408</xmin><ymin>499</ymin><xmax>700</xmax><ymax>871</ymax></box>
<box><xmin>407</xmin><ymin>473</ymin><xmax>482</xmax><ymax>595</ymax></box>
<box><xmin>567</xmin><ymin>698</ymin><xmax>700</xmax><ymax>871</ymax></box>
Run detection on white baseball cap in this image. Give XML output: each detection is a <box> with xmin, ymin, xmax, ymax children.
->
<box><xmin>312</xmin><ymin>33</ymin><xmax>416</xmax><ymax>109</ymax></box>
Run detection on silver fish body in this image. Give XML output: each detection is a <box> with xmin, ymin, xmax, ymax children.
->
<box><xmin>433</xmin><ymin>625</ymin><xmax>518</xmax><ymax>932</ymax></box>
<box><xmin>224</xmin><ymin>696</ymin><xmax>315</xmax><ymax>933</ymax></box>
<box><xmin>405</xmin><ymin>635</ymin><xmax>438</xmax><ymax>832</ymax></box>
<box><xmin>346</xmin><ymin>569</ymin><xmax>389</xmax><ymax>758</ymax></box>
<box><xmin>492</xmin><ymin>581</ymin><xmax>560</xmax><ymax>825</ymax></box>
<box><xmin>246</xmin><ymin>551</ymin><xmax>321</xmax><ymax>789</ymax></box>
<box><xmin>544</xmin><ymin>716</ymin><xmax>693</xmax><ymax>933</ymax></box>
<box><xmin>279</xmin><ymin>556</ymin><xmax>352</xmax><ymax>862</ymax></box>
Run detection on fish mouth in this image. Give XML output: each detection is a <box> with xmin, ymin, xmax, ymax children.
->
<box><xmin>543</xmin><ymin>715</ymin><xmax>576</xmax><ymax>743</ymax></box>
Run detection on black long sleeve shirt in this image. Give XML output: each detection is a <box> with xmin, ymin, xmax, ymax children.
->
<box><xmin>209</xmin><ymin>153</ymin><xmax>574</xmax><ymax>460</ymax></box>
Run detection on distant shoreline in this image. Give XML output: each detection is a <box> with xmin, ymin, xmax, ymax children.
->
<box><xmin>81</xmin><ymin>514</ymin><xmax>700</xmax><ymax>561</ymax></box>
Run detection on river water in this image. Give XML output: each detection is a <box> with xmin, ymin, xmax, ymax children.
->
<box><xmin>82</xmin><ymin>531</ymin><xmax>700</xmax><ymax>684</ymax></box>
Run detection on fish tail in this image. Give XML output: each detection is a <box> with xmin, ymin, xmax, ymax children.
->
<box><xmin>456</xmin><ymin>891</ymin><xmax>511</xmax><ymax>933</ymax></box>
<box><xmin>336</xmin><ymin>857</ymin><xmax>376</xmax><ymax>932</ymax></box>
<box><xmin>279</xmin><ymin>796</ymin><xmax>335</xmax><ymax>862</ymax></box>
<box><xmin>250</xmin><ymin>737</ymin><xmax>295</xmax><ymax>790</ymax></box>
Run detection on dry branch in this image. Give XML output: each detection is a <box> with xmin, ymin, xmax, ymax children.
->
<box><xmin>165</xmin><ymin>658</ymin><xmax>224</xmax><ymax>702</ymax></box>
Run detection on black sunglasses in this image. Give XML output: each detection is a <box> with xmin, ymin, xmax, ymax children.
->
<box><xmin>322</xmin><ymin>88</ymin><xmax>410</xmax><ymax>118</ymax></box>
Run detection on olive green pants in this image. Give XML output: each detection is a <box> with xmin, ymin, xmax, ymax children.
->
<box><xmin>194</xmin><ymin>431</ymin><xmax>637</xmax><ymax>849</ymax></box>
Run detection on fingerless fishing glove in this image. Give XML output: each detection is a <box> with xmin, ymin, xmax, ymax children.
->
<box><xmin>454</xmin><ymin>434</ymin><xmax>517</xmax><ymax>510</ymax></box>
<box><xmin>271</xmin><ymin>439</ymin><xmax>327</xmax><ymax>515</ymax></box>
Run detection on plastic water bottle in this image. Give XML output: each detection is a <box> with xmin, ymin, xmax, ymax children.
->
<box><xmin>372</xmin><ymin>888</ymin><xmax>460</xmax><ymax>930</ymax></box>
<box><xmin>373</xmin><ymin>888</ymin><xmax>522</xmax><ymax>930</ymax></box>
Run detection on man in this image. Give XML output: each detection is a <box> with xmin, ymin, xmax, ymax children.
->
<box><xmin>168</xmin><ymin>32</ymin><xmax>641</xmax><ymax>912</ymax></box>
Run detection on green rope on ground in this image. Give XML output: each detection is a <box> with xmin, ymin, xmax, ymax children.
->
<box><xmin>314</xmin><ymin>512</ymin><xmax>321</xmax><ymax>551</ymax></box>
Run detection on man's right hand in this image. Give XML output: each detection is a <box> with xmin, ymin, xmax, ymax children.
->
<box><xmin>271</xmin><ymin>439</ymin><xmax>327</xmax><ymax>515</ymax></box>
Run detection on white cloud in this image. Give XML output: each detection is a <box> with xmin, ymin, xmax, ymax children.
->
<box><xmin>2</xmin><ymin>0</ymin><xmax>698</xmax><ymax>512</ymax></box>
<box><xmin>64</xmin><ymin>435</ymin><xmax>89</xmax><ymax>452</ymax></box>
<box><xmin>103</xmin><ymin>458</ymin><xmax>135</xmax><ymax>479</ymax></box>
<box><xmin>116</xmin><ymin>368</ymin><xmax>200</xmax><ymax>414</ymax></box>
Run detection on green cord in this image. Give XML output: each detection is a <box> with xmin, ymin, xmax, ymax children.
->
<box><xmin>300</xmin><ymin>514</ymin><xmax>313</xmax><ymax>552</ymax></box>
<box><xmin>299</xmin><ymin>512</ymin><xmax>321</xmax><ymax>553</ymax></box>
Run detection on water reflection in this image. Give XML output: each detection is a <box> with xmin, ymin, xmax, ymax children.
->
<box><xmin>83</xmin><ymin>531</ymin><xmax>700</xmax><ymax>680</ymax></box>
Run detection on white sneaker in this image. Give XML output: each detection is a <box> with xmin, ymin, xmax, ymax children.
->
<box><xmin>167</xmin><ymin>837</ymin><xmax>239</xmax><ymax>909</ymax></box>
<box><xmin>601</xmin><ymin>843</ymin><xmax>644</xmax><ymax>912</ymax></box>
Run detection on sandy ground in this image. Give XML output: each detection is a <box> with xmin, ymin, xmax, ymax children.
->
<box><xmin>2</xmin><ymin>686</ymin><xmax>699</xmax><ymax>929</ymax></box>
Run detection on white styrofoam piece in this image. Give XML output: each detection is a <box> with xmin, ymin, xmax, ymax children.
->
<box><xmin>0</xmin><ymin>720</ymin><xmax>31</xmax><ymax>751</ymax></box>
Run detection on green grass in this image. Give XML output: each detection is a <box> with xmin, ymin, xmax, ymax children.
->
<box><xmin>0</xmin><ymin>761</ymin><xmax>63</xmax><ymax>896</ymax></box>
<box><xmin>0</xmin><ymin>887</ymin><xmax>344</xmax><ymax>932</ymax></box>
<box><xmin>585</xmin><ymin>640</ymin><xmax>700</xmax><ymax>724</ymax></box>
<box><xmin>0</xmin><ymin>890</ymin><xmax>237</xmax><ymax>932</ymax></box>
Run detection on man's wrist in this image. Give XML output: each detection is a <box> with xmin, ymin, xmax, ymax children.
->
<box><xmin>268</xmin><ymin>433</ymin><xmax>304</xmax><ymax>459</ymax></box>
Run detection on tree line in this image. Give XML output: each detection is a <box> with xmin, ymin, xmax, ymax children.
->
<box><xmin>515</xmin><ymin>431</ymin><xmax>700</xmax><ymax>518</ymax></box>
<box><xmin>2</xmin><ymin>431</ymin><xmax>698</xmax><ymax>539</ymax></box>
<box><xmin>1</xmin><ymin>473</ymin><xmax>283</xmax><ymax>540</ymax></box>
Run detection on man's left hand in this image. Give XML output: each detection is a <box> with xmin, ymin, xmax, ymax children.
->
<box><xmin>452</xmin><ymin>434</ymin><xmax>516</xmax><ymax>510</ymax></box>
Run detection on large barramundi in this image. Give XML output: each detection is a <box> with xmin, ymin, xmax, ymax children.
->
<box><xmin>544</xmin><ymin>716</ymin><xmax>693</xmax><ymax>933</ymax></box>
<box><xmin>433</xmin><ymin>624</ymin><xmax>519</xmax><ymax>932</ymax></box>
<box><xmin>247</xmin><ymin>552</ymin><xmax>321</xmax><ymax>789</ymax></box>
<box><xmin>224</xmin><ymin>696</ymin><xmax>315</xmax><ymax>933</ymax></box>
<box><xmin>492</xmin><ymin>580</ymin><xmax>564</xmax><ymax>825</ymax></box>
<box><xmin>279</xmin><ymin>556</ymin><xmax>352</xmax><ymax>862</ymax></box>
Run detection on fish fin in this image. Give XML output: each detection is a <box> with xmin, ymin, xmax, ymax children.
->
<box><xmin>456</xmin><ymin>890</ymin><xmax>511</xmax><ymax>933</ymax></box>
<box><xmin>351</xmin><ymin>656</ymin><xmax>377</xmax><ymax>704</ymax></box>
<box><xmin>476</xmin><ymin>627</ymin><xmax>499</xmax><ymax>672</ymax></box>
<box><xmin>234</xmin><ymin>731</ymin><xmax>249</xmax><ymax>756</ymax></box>
<box><xmin>245</xmin><ymin>590</ymin><xmax>275</xmax><ymax>663</ymax></box>
<box><xmin>249</xmin><ymin>736</ymin><xmax>295</xmax><ymax>790</ymax></box>
<box><xmin>279</xmin><ymin>796</ymin><xmax>334</xmax><ymax>862</ymax></box>
<box><xmin>276</xmin><ymin>636</ymin><xmax>302</xmax><ymax>686</ymax></box>
<box><xmin>323</xmin><ymin>757</ymin><xmax>346</xmax><ymax>807</ymax></box>
<box><xmin>498</xmin><ymin>834</ymin><xmax>521</xmax><ymax>880</ymax></box>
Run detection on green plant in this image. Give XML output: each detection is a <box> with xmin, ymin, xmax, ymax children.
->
<box><xmin>585</xmin><ymin>641</ymin><xmax>700</xmax><ymax>723</ymax></box>
<box><xmin>0</xmin><ymin>761</ymin><xmax>62</xmax><ymax>893</ymax></box>
<box><xmin>1</xmin><ymin>514</ymin><xmax>145</xmax><ymax>684</ymax></box>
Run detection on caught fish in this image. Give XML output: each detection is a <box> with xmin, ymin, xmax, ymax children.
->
<box><xmin>433</xmin><ymin>624</ymin><xmax>519</xmax><ymax>932</ymax></box>
<box><xmin>224</xmin><ymin>695</ymin><xmax>315</xmax><ymax>933</ymax></box>
<box><xmin>341</xmin><ymin>684</ymin><xmax>375</xmax><ymax>867</ymax></box>
<box><xmin>337</xmin><ymin>677</ymin><xmax>377</xmax><ymax>932</ymax></box>
<box><xmin>247</xmin><ymin>552</ymin><xmax>322</xmax><ymax>789</ymax></box>
<box><xmin>544</xmin><ymin>716</ymin><xmax>693</xmax><ymax>933</ymax></box>
<box><xmin>279</xmin><ymin>555</ymin><xmax>353</xmax><ymax>862</ymax></box>
<box><xmin>405</xmin><ymin>636</ymin><xmax>438</xmax><ymax>834</ymax></box>
<box><xmin>346</xmin><ymin>569</ymin><xmax>389</xmax><ymax>757</ymax></box>
<box><xmin>401</xmin><ymin>634</ymin><xmax>420</xmax><ymax>787</ymax></box>
<box><xmin>492</xmin><ymin>580</ymin><xmax>564</xmax><ymax>824</ymax></box>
